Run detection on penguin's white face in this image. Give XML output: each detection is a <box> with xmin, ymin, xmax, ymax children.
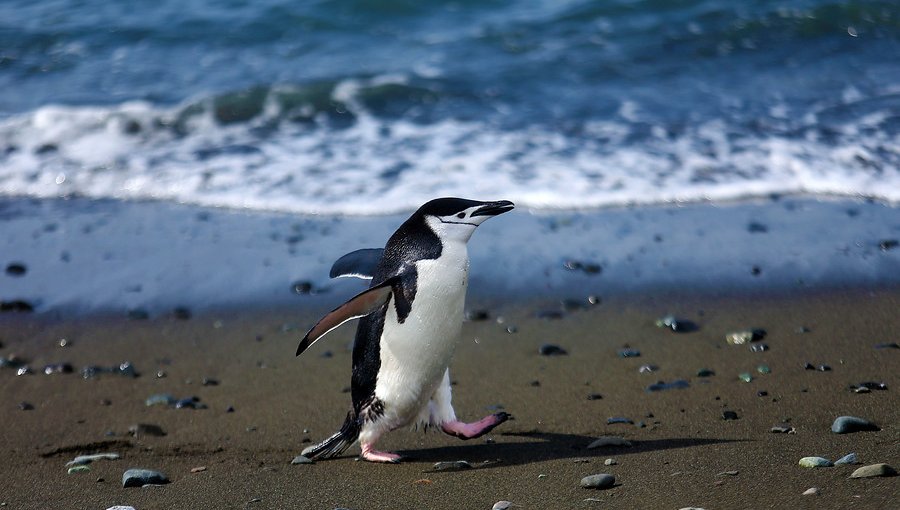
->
<box><xmin>421</xmin><ymin>199</ymin><xmax>515</xmax><ymax>244</ymax></box>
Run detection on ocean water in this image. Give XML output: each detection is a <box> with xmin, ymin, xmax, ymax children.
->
<box><xmin>1</xmin><ymin>0</ymin><xmax>899</xmax><ymax>214</ymax></box>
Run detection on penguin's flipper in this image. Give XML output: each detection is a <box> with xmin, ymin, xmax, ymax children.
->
<box><xmin>296</xmin><ymin>279</ymin><xmax>394</xmax><ymax>356</ymax></box>
<box><xmin>330</xmin><ymin>248</ymin><xmax>384</xmax><ymax>280</ymax></box>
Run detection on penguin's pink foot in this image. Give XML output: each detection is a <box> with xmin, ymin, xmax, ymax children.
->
<box><xmin>441</xmin><ymin>412</ymin><xmax>510</xmax><ymax>440</ymax></box>
<box><xmin>360</xmin><ymin>443</ymin><xmax>402</xmax><ymax>463</ymax></box>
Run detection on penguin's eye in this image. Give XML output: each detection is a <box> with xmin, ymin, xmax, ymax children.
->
<box><xmin>456</xmin><ymin>213</ymin><xmax>465</xmax><ymax>219</ymax></box>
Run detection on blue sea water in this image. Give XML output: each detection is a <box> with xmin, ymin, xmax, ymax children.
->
<box><xmin>1</xmin><ymin>0</ymin><xmax>899</xmax><ymax>214</ymax></box>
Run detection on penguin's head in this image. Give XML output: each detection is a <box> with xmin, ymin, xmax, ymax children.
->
<box><xmin>419</xmin><ymin>197</ymin><xmax>515</xmax><ymax>243</ymax></box>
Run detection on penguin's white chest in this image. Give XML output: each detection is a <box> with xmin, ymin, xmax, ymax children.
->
<box><xmin>374</xmin><ymin>242</ymin><xmax>469</xmax><ymax>423</ymax></box>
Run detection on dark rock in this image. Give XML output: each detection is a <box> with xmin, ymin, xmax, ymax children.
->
<box><xmin>5</xmin><ymin>263</ymin><xmax>26</xmax><ymax>276</ymax></box>
<box><xmin>696</xmin><ymin>368</ymin><xmax>715</xmax><ymax>377</ymax></box>
<box><xmin>173</xmin><ymin>307</ymin><xmax>192</xmax><ymax>320</ymax></box>
<box><xmin>817</xmin><ymin>364</ymin><xmax>831</xmax><ymax>372</ymax></box>
<box><xmin>747</xmin><ymin>222</ymin><xmax>768</xmax><ymax>233</ymax></box>
<box><xmin>226</xmin><ymin>406</ymin><xmax>235</xmax><ymax>413</ymax></box>
<box><xmin>850</xmin><ymin>382</ymin><xmax>887</xmax><ymax>392</ymax></box>
<box><xmin>832</xmin><ymin>416</ymin><xmax>879</xmax><ymax>434</ymax></box>
<box><xmin>722</xmin><ymin>410</ymin><xmax>739</xmax><ymax>420</ymax></box>
<box><xmin>0</xmin><ymin>300</ymin><xmax>34</xmax><ymax>313</ymax></box>
<box><xmin>539</xmin><ymin>344</ymin><xmax>567</xmax><ymax>356</ymax></box>
<box><xmin>81</xmin><ymin>362</ymin><xmax>138</xmax><ymax>379</ymax></box>
<box><xmin>646</xmin><ymin>380</ymin><xmax>690</xmax><ymax>392</ymax></box>
<box><xmin>750</xmin><ymin>265</ymin><xmax>761</xmax><ymax>276</ymax></box>
<box><xmin>804</xmin><ymin>362</ymin><xmax>815</xmax><ymax>370</ymax></box>
<box><xmin>122</xmin><ymin>468</ymin><xmax>169</xmax><ymax>487</ymax></box>
<box><xmin>586</xmin><ymin>393</ymin><xmax>603</xmax><ymax>400</ymax></box>
<box><xmin>874</xmin><ymin>342</ymin><xmax>899</xmax><ymax>349</ymax></box>
<box><xmin>175</xmin><ymin>397</ymin><xmax>206</xmax><ymax>409</ymax></box>
<box><xmin>201</xmin><ymin>377</ymin><xmax>219</xmax><ymax>386</ymax></box>
<box><xmin>35</xmin><ymin>143</ymin><xmax>58</xmax><ymax>154</ymax></box>
<box><xmin>563</xmin><ymin>259</ymin><xmax>602</xmax><ymax>275</ymax></box>
<box><xmin>757</xmin><ymin>390</ymin><xmax>768</xmax><ymax>397</ymax></box>
<box><xmin>129</xmin><ymin>423</ymin><xmax>167</xmax><ymax>437</ymax></box>
<box><xmin>771</xmin><ymin>424</ymin><xmax>795</xmax><ymax>434</ymax></box>
<box><xmin>18</xmin><ymin>401</ymin><xmax>34</xmax><ymax>411</ymax></box>
<box><xmin>529</xmin><ymin>380</ymin><xmax>540</xmax><ymax>387</ymax></box>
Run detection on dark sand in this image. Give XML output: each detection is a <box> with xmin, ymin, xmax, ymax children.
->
<box><xmin>2</xmin><ymin>286</ymin><xmax>898</xmax><ymax>509</ymax></box>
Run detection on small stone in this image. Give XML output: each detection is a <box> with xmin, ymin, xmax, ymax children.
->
<box><xmin>18</xmin><ymin>401</ymin><xmax>34</xmax><ymax>411</ymax></box>
<box><xmin>201</xmin><ymin>377</ymin><xmax>219</xmax><ymax>386</ymax></box>
<box><xmin>465</xmin><ymin>309</ymin><xmax>490</xmax><ymax>321</ymax></box>
<box><xmin>586</xmin><ymin>393</ymin><xmax>603</xmax><ymax>401</ymax></box>
<box><xmin>834</xmin><ymin>453</ymin><xmax>858</xmax><ymax>465</ymax></box>
<box><xmin>43</xmin><ymin>363</ymin><xmax>73</xmax><ymax>375</ymax></box>
<box><xmin>738</xmin><ymin>373</ymin><xmax>753</xmax><ymax>383</ymax></box>
<box><xmin>291</xmin><ymin>455</ymin><xmax>314</xmax><ymax>465</ymax></box>
<box><xmin>129</xmin><ymin>423</ymin><xmax>166</xmax><ymax>437</ymax></box>
<box><xmin>173</xmin><ymin>307</ymin><xmax>192</xmax><ymax>320</ymax></box>
<box><xmin>817</xmin><ymin>364</ymin><xmax>831</xmax><ymax>372</ymax></box>
<box><xmin>607</xmin><ymin>417</ymin><xmax>633</xmax><ymax>425</ymax></box>
<box><xmin>756</xmin><ymin>365</ymin><xmax>771</xmax><ymax>374</ymax></box>
<box><xmin>191</xmin><ymin>466</ymin><xmax>207</xmax><ymax>473</ymax></box>
<box><xmin>587</xmin><ymin>436</ymin><xmax>632</xmax><ymax>449</ymax></box>
<box><xmin>604</xmin><ymin>458</ymin><xmax>617</xmax><ymax>466</ymax></box>
<box><xmin>538</xmin><ymin>344</ymin><xmax>567</xmax><ymax>356</ymax></box>
<box><xmin>696</xmin><ymin>368</ymin><xmax>715</xmax><ymax>377</ymax></box>
<box><xmin>580</xmin><ymin>473</ymin><xmax>615</xmax><ymax>489</ymax></box>
<box><xmin>67</xmin><ymin>465</ymin><xmax>91</xmax><ymax>474</ymax></box>
<box><xmin>5</xmin><ymin>263</ymin><xmax>26</xmax><ymax>276</ymax></box>
<box><xmin>145</xmin><ymin>394</ymin><xmax>176</xmax><ymax>407</ymax></box>
<box><xmin>722</xmin><ymin>411</ymin><xmax>739</xmax><ymax>420</ymax></box>
<box><xmin>757</xmin><ymin>390</ymin><xmax>768</xmax><ymax>397</ymax></box>
<box><xmin>749</xmin><ymin>343</ymin><xmax>769</xmax><ymax>352</ymax></box>
<box><xmin>878</xmin><ymin>239</ymin><xmax>899</xmax><ymax>251</ymax></box>
<box><xmin>492</xmin><ymin>502</ymin><xmax>515</xmax><ymax>510</ymax></box>
<box><xmin>802</xmin><ymin>487</ymin><xmax>820</xmax><ymax>496</ymax></box>
<box><xmin>617</xmin><ymin>348</ymin><xmax>640</xmax><ymax>358</ymax></box>
<box><xmin>122</xmin><ymin>468</ymin><xmax>169</xmax><ymax>487</ymax></box>
<box><xmin>770</xmin><ymin>424</ymin><xmax>795</xmax><ymax>434</ymax></box>
<box><xmin>106</xmin><ymin>507</ymin><xmax>137</xmax><ymax>510</ymax></box>
<box><xmin>717</xmin><ymin>470</ymin><xmax>739</xmax><ymax>476</ymax></box>
<box><xmin>638</xmin><ymin>364</ymin><xmax>658</xmax><ymax>373</ymax></box>
<box><xmin>433</xmin><ymin>460</ymin><xmax>472</xmax><ymax>471</ymax></box>
<box><xmin>874</xmin><ymin>342</ymin><xmax>899</xmax><ymax>349</ymax></box>
<box><xmin>16</xmin><ymin>366</ymin><xmax>33</xmax><ymax>376</ymax></box>
<box><xmin>726</xmin><ymin>329</ymin><xmax>766</xmax><ymax>345</ymax></box>
<box><xmin>831</xmin><ymin>416</ymin><xmax>879</xmax><ymax>434</ymax></box>
<box><xmin>655</xmin><ymin>315</ymin><xmax>698</xmax><ymax>333</ymax></box>
<box><xmin>799</xmin><ymin>457</ymin><xmax>833</xmax><ymax>468</ymax></box>
<box><xmin>849</xmin><ymin>463</ymin><xmax>897</xmax><ymax>478</ymax></box>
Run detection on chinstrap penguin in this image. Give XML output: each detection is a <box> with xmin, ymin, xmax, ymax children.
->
<box><xmin>296</xmin><ymin>197</ymin><xmax>514</xmax><ymax>463</ymax></box>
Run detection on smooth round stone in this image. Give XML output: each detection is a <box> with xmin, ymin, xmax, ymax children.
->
<box><xmin>802</xmin><ymin>487</ymin><xmax>820</xmax><ymax>496</ymax></box>
<box><xmin>291</xmin><ymin>455</ymin><xmax>313</xmax><ymax>465</ymax></box>
<box><xmin>831</xmin><ymin>416</ymin><xmax>879</xmax><ymax>434</ymax></box>
<box><xmin>122</xmin><ymin>468</ymin><xmax>170</xmax><ymax>488</ymax></box>
<box><xmin>492</xmin><ymin>502</ymin><xmax>515</xmax><ymax>510</ymax></box>
<box><xmin>799</xmin><ymin>457</ymin><xmax>833</xmax><ymax>468</ymax></box>
<box><xmin>604</xmin><ymin>458</ymin><xmax>617</xmax><ymax>466</ymax></box>
<box><xmin>850</xmin><ymin>463</ymin><xmax>897</xmax><ymax>478</ymax></box>
<box><xmin>580</xmin><ymin>473</ymin><xmax>615</xmax><ymax>489</ymax></box>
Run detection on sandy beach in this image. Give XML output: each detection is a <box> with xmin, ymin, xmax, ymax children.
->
<box><xmin>2</xmin><ymin>260</ymin><xmax>898</xmax><ymax>509</ymax></box>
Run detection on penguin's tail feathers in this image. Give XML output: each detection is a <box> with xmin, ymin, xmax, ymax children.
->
<box><xmin>301</xmin><ymin>412</ymin><xmax>360</xmax><ymax>460</ymax></box>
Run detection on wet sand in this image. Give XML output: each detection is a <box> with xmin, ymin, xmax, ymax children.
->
<box><xmin>1</xmin><ymin>286</ymin><xmax>898</xmax><ymax>509</ymax></box>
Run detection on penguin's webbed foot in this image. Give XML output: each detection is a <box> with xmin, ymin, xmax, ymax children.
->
<box><xmin>441</xmin><ymin>412</ymin><xmax>511</xmax><ymax>440</ymax></box>
<box><xmin>360</xmin><ymin>443</ymin><xmax>402</xmax><ymax>463</ymax></box>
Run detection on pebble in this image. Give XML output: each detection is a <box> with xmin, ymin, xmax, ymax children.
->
<box><xmin>586</xmin><ymin>393</ymin><xmax>603</xmax><ymax>400</ymax></box>
<box><xmin>749</xmin><ymin>343</ymin><xmax>769</xmax><ymax>352</ymax></box>
<box><xmin>834</xmin><ymin>453</ymin><xmax>858</xmax><ymax>465</ymax></box>
<box><xmin>638</xmin><ymin>364</ymin><xmax>658</xmax><ymax>373</ymax></box>
<box><xmin>874</xmin><ymin>342</ymin><xmax>899</xmax><ymax>349</ymax></box>
<box><xmin>607</xmin><ymin>417</ymin><xmax>633</xmax><ymax>425</ymax></box>
<box><xmin>433</xmin><ymin>460</ymin><xmax>472</xmax><ymax>471</ymax></box>
<box><xmin>291</xmin><ymin>455</ymin><xmax>314</xmax><ymax>465</ymax></box>
<box><xmin>738</xmin><ymin>373</ymin><xmax>753</xmax><ymax>383</ymax></box>
<box><xmin>465</xmin><ymin>309</ymin><xmax>490</xmax><ymax>321</ymax></box>
<box><xmin>722</xmin><ymin>411</ymin><xmax>739</xmax><ymax>420</ymax></box>
<box><xmin>122</xmin><ymin>468</ymin><xmax>170</xmax><ymax>487</ymax></box>
<box><xmin>696</xmin><ymin>368</ymin><xmax>715</xmax><ymax>377</ymax></box>
<box><xmin>145</xmin><ymin>394</ymin><xmax>176</xmax><ymax>406</ymax></box>
<box><xmin>646</xmin><ymin>380</ymin><xmax>689</xmax><ymax>392</ymax></box>
<box><xmin>82</xmin><ymin>361</ymin><xmax>138</xmax><ymax>379</ymax></box>
<box><xmin>580</xmin><ymin>473</ymin><xmax>615</xmax><ymax>489</ymax></box>
<box><xmin>129</xmin><ymin>423</ymin><xmax>167</xmax><ymax>437</ymax></box>
<box><xmin>67</xmin><ymin>465</ymin><xmax>91</xmax><ymax>474</ymax></box>
<box><xmin>538</xmin><ymin>344</ymin><xmax>568</xmax><ymax>356</ymax></box>
<box><xmin>604</xmin><ymin>458</ymin><xmax>617</xmax><ymax>466</ymax></box>
<box><xmin>491</xmin><ymin>502</ymin><xmax>515</xmax><ymax>510</ymax></box>
<box><xmin>831</xmin><ymin>416</ymin><xmax>879</xmax><ymax>434</ymax></box>
<box><xmin>617</xmin><ymin>348</ymin><xmax>640</xmax><ymax>358</ymax></box>
<box><xmin>849</xmin><ymin>463</ymin><xmax>897</xmax><ymax>478</ymax></box>
<box><xmin>802</xmin><ymin>487</ymin><xmax>820</xmax><ymax>496</ymax></box>
<box><xmin>799</xmin><ymin>457</ymin><xmax>833</xmax><ymax>468</ymax></box>
<box><xmin>770</xmin><ymin>424</ymin><xmax>795</xmax><ymax>434</ymax></box>
<box><xmin>5</xmin><ymin>263</ymin><xmax>26</xmax><ymax>276</ymax></box>
<box><xmin>18</xmin><ymin>401</ymin><xmax>34</xmax><ymax>411</ymax></box>
<box><xmin>849</xmin><ymin>381</ymin><xmax>887</xmax><ymax>392</ymax></box>
<box><xmin>42</xmin><ymin>363</ymin><xmax>73</xmax><ymax>375</ymax></box>
<box><xmin>726</xmin><ymin>329</ymin><xmax>766</xmax><ymax>345</ymax></box>
<box><xmin>587</xmin><ymin>436</ymin><xmax>632</xmax><ymax>449</ymax></box>
<box><xmin>655</xmin><ymin>315</ymin><xmax>698</xmax><ymax>333</ymax></box>
<box><xmin>191</xmin><ymin>466</ymin><xmax>207</xmax><ymax>473</ymax></box>
<box><xmin>67</xmin><ymin>453</ymin><xmax>120</xmax><ymax>466</ymax></box>
<box><xmin>756</xmin><ymin>365</ymin><xmax>771</xmax><ymax>374</ymax></box>
<box><xmin>0</xmin><ymin>300</ymin><xmax>34</xmax><ymax>313</ymax></box>
<box><xmin>106</xmin><ymin>507</ymin><xmax>137</xmax><ymax>510</ymax></box>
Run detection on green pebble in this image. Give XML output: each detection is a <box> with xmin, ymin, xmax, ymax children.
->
<box><xmin>757</xmin><ymin>365</ymin><xmax>771</xmax><ymax>374</ymax></box>
<box><xmin>67</xmin><ymin>465</ymin><xmax>91</xmax><ymax>474</ymax></box>
<box><xmin>738</xmin><ymin>372</ymin><xmax>753</xmax><ymax>383</ymax></box>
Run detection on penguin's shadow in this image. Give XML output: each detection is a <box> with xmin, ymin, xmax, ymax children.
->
<box><xmin>397</xmin><ymin>431</ymin><xmax>740</xmax><ymax>469</ymax></box>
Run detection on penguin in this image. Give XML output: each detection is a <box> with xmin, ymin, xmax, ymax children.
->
<box><xmin>296</xmin><ymin>197</ymin><xmax>514</xmax><ymax>463</ymax></box>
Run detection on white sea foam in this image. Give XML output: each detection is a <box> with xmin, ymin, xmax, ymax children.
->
<box><xmin>1</xmin><ymin>82</ymin><xmax>898</xmax><ymax>215</ymax></box>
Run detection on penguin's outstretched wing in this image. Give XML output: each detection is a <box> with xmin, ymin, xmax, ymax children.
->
<box><xmin>296</xmin><ymin>277</ymin><xmax>395</xmax><ymax>356</ymax></box>
<box><xmin>329</xmin><ymin>248</ymin><xmax>384</xmax><ymax>280</ymax></box>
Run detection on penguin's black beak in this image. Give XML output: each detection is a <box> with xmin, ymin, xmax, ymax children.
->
<box><xmin>471</xmin><ymin>200</ymin><xmax>515</xmax><ymax>218</ymax></box>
